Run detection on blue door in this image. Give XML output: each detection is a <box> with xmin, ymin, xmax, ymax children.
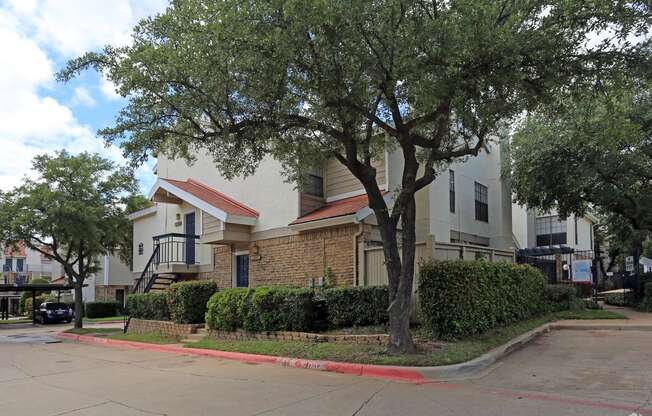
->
<box><xmin>236</xmin><ymin>254</ymin><xmax>249</xmax><ymax>287</ymax></box>
<box><xmin>185</xmin><ymin>212</ymin><xmax>195</xmax><ymax>264</ymax></box>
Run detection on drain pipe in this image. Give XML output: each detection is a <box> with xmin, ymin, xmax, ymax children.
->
<box><xmin>353</xmin><ymin>222</ymin><xmax>365</xmax><ymax>286</ymax></box>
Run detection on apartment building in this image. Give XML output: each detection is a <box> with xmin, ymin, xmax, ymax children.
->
<box><xmin>129</xmin><ymin>142</ymin><xmax>513</xmax><ymax>292</ymax></box>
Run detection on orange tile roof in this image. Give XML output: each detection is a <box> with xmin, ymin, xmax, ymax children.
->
<box><xmin>162</xmin><ymin>178</ymin><xmax>259</xmax><ymax>218</ymax></box>
<box><xmin>291</xmin><ymin>194</ymin><xmax>372</xmax><ymax>225</ymax></box>
<box><xmin>4</xmin><ymin>241</ymin><xmax>26</xmax><ymax>257</ymax></box>
<box><xmin>52</xmin><ymin>276</ymin><xmax>66</xmax><ymax>285</ymax></box>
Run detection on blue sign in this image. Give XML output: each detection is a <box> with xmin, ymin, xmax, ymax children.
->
<box><xmin>573</xmin><ymin>260</ymin><xmax>592</xmax><ymax>283</ymax></box>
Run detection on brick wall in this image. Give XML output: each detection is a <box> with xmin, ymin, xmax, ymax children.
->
<box><xmin>200</xmin><ymin>225</ymin><xmax>358</xmax><ymax>288</ymax></box>
<box><xmin>94</xmin><ymin>285</ymin><xmax>130</xmax><ymax>304</ymax></box>
<box><xmin>128</xmin><ymin>318</ymin><xmax>201</xmax><ymax>338</ymax></box>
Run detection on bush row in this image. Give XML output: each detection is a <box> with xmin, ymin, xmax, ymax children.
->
<box><xmin>543</xmin><ymin>284</ymin><xmax>578</xmax><ymax>311</ymax></box>
<box><xmin>206</xmin><ymin>287</ymin><xmax>314</xmax><ymax>332</ymax></box>
<box><xmin>127</xmin><ymin>280</ymin><xmax>218</xmax><ymax>324</ymax></box>
<box><xmin>85</xmin><ymin>301</ymin><xmax>121</xmax><ymax>318</ymax></box>
<box><xmin>418</xmin><ymin>260</ymin><xmax>548</xmax><ymax>338</ymax></box>
<box><xmin>205</xmin><ymin>286</ymin><xmax>389</xmax><ymax>332</ymax></box>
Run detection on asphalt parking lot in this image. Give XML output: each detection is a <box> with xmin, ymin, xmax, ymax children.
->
<box><xmin>1</xmin><ymin>324</ymin><xmax>651</xmax><ymax>415</ymax></box>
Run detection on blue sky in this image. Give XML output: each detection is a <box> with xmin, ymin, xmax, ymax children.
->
<box><xmin>0</xmin><ymin>0</ymin><xmax>168</xmax><ymax>193</ymax></box>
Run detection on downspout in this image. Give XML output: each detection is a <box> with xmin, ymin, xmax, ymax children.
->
<box><xmin>353</xmin><ymin>222</ymin><xmax>365</xmax><ymax>286</ymax></box>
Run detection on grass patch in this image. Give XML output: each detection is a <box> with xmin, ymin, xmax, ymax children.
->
<box><xmin>110</xmin><ymin>332</ymin><xmax>179</xmax><ymax>344</ymax></box>
<box><xmin>554</xmin><ymin>309</ymin><xmax>627</xmax><ymax>320</ymax></box>
<box><xmin>84</xmin><ymin>316</ymin><xmax>126</xmax><ymax>323</ymax></box>
<box><xmin>183</xmin><ymin>309</ymin><xmax>629</xmax><ymax>367</ymax></box>
<box><xmin>64</xmin><ymin>328</ymin><xmax>121</xmax><ymax>335</ymax></box>
<box><xmin>0</xmin><ymin>319</ymin><xmax>32</xmax><ymax>325</ymax></box>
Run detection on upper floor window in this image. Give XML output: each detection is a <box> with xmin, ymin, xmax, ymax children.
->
<box><xmin>138</xmin><ymin>243</ymin><xmax>144</xmax><ymax>255</ymax></box>
<box><xmin>303</xmin><ymin>173</ymin><xmax>324</xmax><ymax>198</ymax></box>
<box><xmin>16</xmin><ymin>258</ymin><xmax>24</xmax><ymax>272</ymax></box>
<box><xmin>536</xmin><ymin>215</ymin><xmax>567</xmax><ymax>246</ymax></box>
<box><xmin>4</xmin><ymin>258</ymin><xmax>11</xmax><ymax>272</ymax></box>
<box><xmin>449</xmin><ymin>170</ymin><xmax>455</xmax><ymax>213</ymax></box>
<box><xmin>474</xmin><ymin>182</ymin><xmax>488</xmax><ymax>222</ymax></box>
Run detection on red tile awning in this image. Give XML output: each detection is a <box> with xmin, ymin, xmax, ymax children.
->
<box><xmin>4</xmin><ymin>241</ymin><xmax>26</xmax><ymax>257</ymax></box>
<box><xmin>291</xmin><ymin>194</ymin><xmax>374</xmax><ymax>225</ymax></box>
<box><xmin>149</xmin><ymin>178</ymin><xmax>259</xmax><ymax>225</ymax></box>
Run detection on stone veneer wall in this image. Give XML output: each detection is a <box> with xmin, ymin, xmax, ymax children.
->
<box><xmin>209</xmin><ymin>329</ymin><xmax>390</xmax><ymax>346</ymax></box>
<box><xmin>94</xmin><ymin>285</ymin><xmax>130</xmax><ymax>304</ymax></box>
<box><xmin>199</xmin><ymin>224</ymin><xmax>359</xmax><ymax>288</ymax></box>
<box><xmin>128</xmin><ymin>318</ymin><xmax>202</xmax><ymax>338</ymax></box>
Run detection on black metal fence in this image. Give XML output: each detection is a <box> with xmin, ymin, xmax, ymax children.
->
<box><xmin>517</xmin><ymin>250</ymin><xmax>595</xmax><ymax>286</ymax></box>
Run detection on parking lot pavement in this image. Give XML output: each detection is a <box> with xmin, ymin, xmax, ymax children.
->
<box><xmin>2</xmin><ymin>325</ymin><xmax>652</xmax><ymax>415</ymax></box>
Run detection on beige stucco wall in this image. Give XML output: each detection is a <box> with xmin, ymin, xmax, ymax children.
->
<box><xmin>157</xmin><ymin>153</ymin><xmax>299</xmax><ymax>233</ymax></box>
<box><xmin>512</xmin><ymin>205</ymin><xmax>595</xmax><ymax>252</ymax></box>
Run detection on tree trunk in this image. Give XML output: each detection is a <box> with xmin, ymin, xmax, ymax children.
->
<box><xmin>73</xmin><ymin>281</ymin><xmax>84</xmax><ymax>329</ymax></box>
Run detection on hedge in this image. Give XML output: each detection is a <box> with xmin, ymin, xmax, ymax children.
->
<box><xmin>167</xmin><ymin>280</ymin><xmax>218</xmax><ymax>324</ymax></box>
<box><xmin>638</xmin><ymin>282</ymin><xmax>652</xmax><ymax>312</ymax></box>
<box><xmin>127</xmin><ymin>292</ymin><xmax>170</xmax><ymax>321</ymax></box>
<box><xmin>418</xmin><ymin>260</ymin><xmax>547</xmax><ymax>338</ymax></box>
<box><xmin>322</xmin><ymin>286</ymin><xmax>389</xmax><ymax>328</ymax></box>
<box><xmin>605</xmin><ymin>291</ymin><xmax>634</xmax><ymax>307</ymax></box>
<box><xmin>544</xmin><ymin>284</ymin><xmax>578</xmax><ymax>311</ymax></box>
<box><xmin>205</xmin><ymin>288</ymin><xmax>253</xmax><ymax>331</ymax></box>
<box><xmin>85</xmin><ymin>301</ymin><xmax>120</xmax><ymax>318</ymax></box>
<box><xmin>206</xmin><ymin>287</ymin><xmax>314</xmax><ymax>332</ymax></box>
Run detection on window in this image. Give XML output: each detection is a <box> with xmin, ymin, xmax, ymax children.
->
<box><xmin>303</xmin><ymin>174</ymin><xmax>324</xmax><ymax>198</ymax></box>
<box><xmin>138</xmin><ymin>243</ymin><xmax>144</xmax><ymax>255</ymax></box>
<box><xmin>4</xmin><ymin>258</ymin><xmax>12</xmax><ymax>272</ymax></box>
<box><xmin>574</xmin><ymin>217</ymin><xmax>578</xmax><ymax>245</ymax></box>
<box><xmin>535</xmin><ymin>215</ymin><xmax>567</xmax><ymax>246</ymax></box>
<box><xmin>474</xmin><ymin>182</ymin><xmax>488</xmax><ymax>222</ymax></box>
<box><xmin>16</xmin><ymin>258</ymin><xmax>24</xmax><ymax>272</ymax></box>
<box><xmin>449</xmin><ymin>170</ymin><xmax>455</xmax><ymax>213</ymax></box>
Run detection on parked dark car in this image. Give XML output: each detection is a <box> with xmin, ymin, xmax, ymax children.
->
<box><xmin>35</xmin><ymin>302</ymin><xmax>73</xmax><ymax>324</ymax></box>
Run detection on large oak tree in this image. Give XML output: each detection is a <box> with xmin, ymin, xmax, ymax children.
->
<box><xmin>60</xmin><ymin>0</ymin><xmax>650</xmax><ymax>352</ymax></box>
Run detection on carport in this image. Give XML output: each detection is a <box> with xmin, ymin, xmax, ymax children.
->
<box><xmin>0</xmin><ymin>284</ymin><xmax>76</xmax><ymax>325</ymax></box>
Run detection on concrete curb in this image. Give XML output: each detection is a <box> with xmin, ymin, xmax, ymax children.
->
<box><xmin>56</xmin><ymin>320</ymin><xmax>652</xmax><ymax>383</ymax></box>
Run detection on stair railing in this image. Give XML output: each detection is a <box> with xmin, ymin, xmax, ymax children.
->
<box><xmin>132</xmin><ymin>244</ymin><xmax>161</xmax><ymax>294</ymax></box>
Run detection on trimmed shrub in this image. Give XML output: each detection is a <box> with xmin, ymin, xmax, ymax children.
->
<box><xmin>322</xmin><ymin>286</ymin><xmax>389</xmax><ymax>328</ymax></box>
<box><xmin>127</xmin><ymin>292</ymin><xmax>170</xmax><ymax>321</ymax></box>
<box><xmin>637</xmin><ymin>282</ymin><xmax>652</xmax><ymax>312</ymax></box>
<box><xmin>205</xmin><ymin>288</ymin><xmax>253</xmax><ymax>331</ymax></box>
<box><xmin>205</xmin><ymin>287</ymin><xmax>314</xmax><ymax>332</ymax></box>
<box><xmin>167</xmin><ymin>280</ymin><xmax>218</xmax><ymax>324</ymax></box>
<box><xmin>605</xmin><ymin>291</ymin><xmax>634</xmax><ymax>306</ymax></box>
<box><xmin>544</xmin><ymin>284</ymin><xmax>578</xmax><ymax>311</ymax></box>
<box><xmin>85</xmin><ymin>301</ymin><xmax>120</xmax><ymax>318</ymax></box>
<box><xmin>418</xmin><ymin>260</ymin><xmax>547</xmax><ymax>339</ymax></box>
<box><xmin>247</xmin><ymin>287</ymin><xmax>314</xmax><ymax>332</ymax></box>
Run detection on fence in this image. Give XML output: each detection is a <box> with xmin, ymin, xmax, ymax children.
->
<box><xmin>516</xmin><ymin>250</ymin><xmax>595</xmax><ymax>285</ymax></box>
<box><xmin>362</xmin><ymin>241</ymin><xmax>515</xmax><ymax>288</ymax></box>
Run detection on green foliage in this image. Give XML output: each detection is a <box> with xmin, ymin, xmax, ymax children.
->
<box><xmin>205</xmin><ymin>288</ymin><xmax>253</xmax><ymax>331</ymax></box>
<box><xmin>418</xmin><ymin>261</ymin><xmax>547</xmax><ymax>339</ymax></box>
<box><xmin>544</xmin><ymin>284</ymin><xmax>578</xmax><ymax>311</ymax></box>
<box><xmin>167</xmin><ymin>280</ymin><xmax>218</xmax><ymax>324</ymax></box>
<box><xmin>604</xmin><ymin>291</ymin><xmax>634</xmax><ymax>306</ymax></box>
<box><xmin>205</xmin><ymin>287</ymin><xmax>314</xmax><ymax>332</ymax></box>
<box><xmin>511</xmin><ymin>81</ymin><xmax>652</xmax><ymax>233</ymax></box>
<box><xmin>322</xmin><ymin>286</ymin><xmax>389</xmax><ymax>329</ymax></box>
<box><xmin>0</xmin><ymin>151</ymin><xmax>137</xmax><ymax>328</ymax></box>
<box><xmin>84</xmin><ymin>301</ymin><xmax>120</xmax><ymax>319</ymax></box>
<box><xmin>127</xmin><ymin>292</ymin><xmax>170</xmax><ymax>321</ymax></box>
<box><xmin>637</xmin><ymin>283</ymin><xmax>652</xmax><ymax>312</ymax></box>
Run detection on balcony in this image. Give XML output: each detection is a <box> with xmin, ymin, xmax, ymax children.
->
<box><xmin>152</xmin><ymin>233</ymin><xmax>201</xmax><ymax>274</ymax></box>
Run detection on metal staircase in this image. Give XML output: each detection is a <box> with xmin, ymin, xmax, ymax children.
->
<box><xmin>133</xmin><ymin>245</ymin><xmax>162</xmax><ymax>294</ymax></box>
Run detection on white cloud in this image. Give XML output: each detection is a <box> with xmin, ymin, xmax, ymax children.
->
<box><xmin>72</xmin><ymin>87</ymin><xmax>96</xmax><ymax>107</ymax></box>
<box><xmin>100</xmin><ymin>76</ymin><xmax>122</xmax><ymax>101</ymax></box>
<box><xmin>0</xmin><ymin>1</ymin><xmax>167</xmax><ymax>192</ymax></box>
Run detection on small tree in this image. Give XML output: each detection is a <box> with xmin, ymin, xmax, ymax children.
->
<box><xmin>59</xmin><ymin>1</ymin><xmax>649</xmax><ymax>352</ymax></box>
<box><xmin>0</xmin><ymin>152</ymin><xmax>137</xmax><ymax>328</ymax></box>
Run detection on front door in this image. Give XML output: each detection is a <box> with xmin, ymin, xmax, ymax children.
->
<box><xmin>235</xmin><ymin>254</ymin><xmax>249</xmax><ymax>287</ymax></box>
<box><xmin>185</xmin><ymin>212</ymin><xmax>196</xmax><ymax>264</ymax></box>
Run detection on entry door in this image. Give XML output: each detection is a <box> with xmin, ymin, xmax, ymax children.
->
<box><xmin>115</xmin><ymin>289</ymin><xmax>125</xmax><ymax>307</ymax></box>
<box><xmin>185</xmin><ymin>212</ymin><xmax>196</xmax><ymax>264</ymax></box>
<box><xmin>235</xmin><ymin>254</ymin><xmax>249</xmax><ymax>287</ymax></box>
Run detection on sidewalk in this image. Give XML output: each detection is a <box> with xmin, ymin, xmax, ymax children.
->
<box><xmin>554</xmin><ymin>304</ymin><xmax>652</xmax><ymax>330</ymax></box>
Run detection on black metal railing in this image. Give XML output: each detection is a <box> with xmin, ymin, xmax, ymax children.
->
<box><xmin>133</xmin><ymin>244</ymin><xmax>161</xmax><ymax>294</ymax></box>
<box><xmin>152</xmin><ymin>233</ymin><xmax>200</xmax><ymax>267</ymax></box>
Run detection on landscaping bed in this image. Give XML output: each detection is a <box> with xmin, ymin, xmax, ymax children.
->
<box><xmin>64</xmin><ymin>327</ymin><xmax>180</xmax><ymax>344</ymax></box>
<box><xmin>188</xmin><ymin>309</ymin><xmax>627</xmax><ymax>366</ymax></box>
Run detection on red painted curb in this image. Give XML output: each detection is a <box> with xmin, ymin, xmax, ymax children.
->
<box><xmin>55</xmin><ymin>332</ymin><xmax>425</xmax><ymax>383</ymax></box>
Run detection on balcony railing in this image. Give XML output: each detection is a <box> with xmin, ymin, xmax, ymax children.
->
<box><xmin>2</xmin><ymin>272</ymin><xmax>33</xmax><ymax>286</ymax></box>
<box><xmin>153</xmin><ymin>233</ymin><xmax>200</xmax><ymax>267</ymax></box>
